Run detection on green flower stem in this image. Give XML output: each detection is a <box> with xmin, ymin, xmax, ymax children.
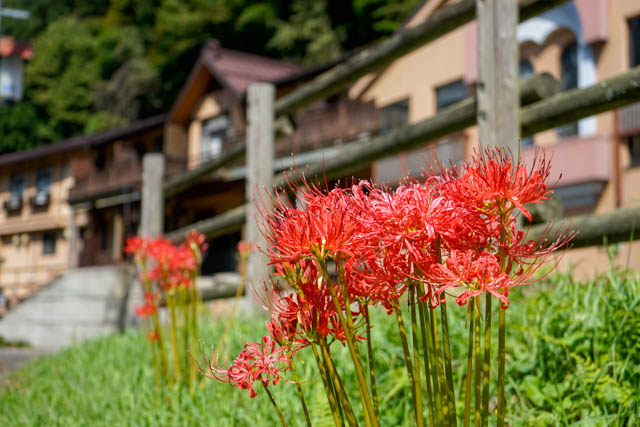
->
<box><xmin>167</xmin><ymin>293</ymin><xmax>182</xmax><ymax>383</ymax></box>
<box><xmin>409</xmin><ymin>286</ymin><xmax>425</xmax><ymax>427</ymax></box>
<box><xmin>416</xmin><ymin>296</ymin><xmax>436</xmax><ymax>426</ymax></box>
<box><xmin>363</xmin><ymin>304</ymin><xmax>380</xmax><ymax>419</ymax></box>
<box><xmin>474</xmin><ymin>296</ymin><xmax>482</xmax><ymax>427</ymax></box>
<box><xmin>497</xmin><ymin>306</ymin><xmax>506</xmax><ymax>427</ymax></box>
<box><xmin>311</xmin><ymin>343</ymin><xmax>344</xmax><ymax>427</ymax></box>
<box><xmin>417</xmin><ymin>286</ymin><xmax>441</xmax><ymax>426</ymax></box>
<box><xmin>289</xmin><ymin>353</ymin><xmax>312</xmax><ymax>427</ymax></box>
<box><xmin>481</xmin><ymin>294</ymin><xmax>492</xmax><ymax>427</ymax></box>
<box><xmin>183</xmin><ymin>292</ymin><xmax>191</xmax><ymax>387</ymax></box>
<box><xmin>431</xmin><ymin>307</ymin><xmax>450</xmax><ymax>427</ymax></box>
<box><xmin>319</xmin><ymin>338</ymin><xmax>359</xmax><ymax>427</ymax></box>
<box><xmin>140</xmin><ymin>260</ymin><xmax>169</xmax><ymax>382</ymax></box>
<box><xmin>392</xmin><ymin>299</ymin><xmax>417</xmax><ymax>418</ymax></box>
<box><xmin>262</xmin><ymin>382</ymin><xmax>288</xmax><ymax>427</ymax></box>
<box><xmin>440</xmin><ymin>302</ymin><xmax>457</xmax><ymax>426</ymax></box>
<box><xmin>317</xmin><ymin>257</ymin><xmax>377</xmax><ymax>427</ymax></box>
<box><xmin>464</xmin><ymin>303</ymin><xmax>475</xmax><ymax>427</ymax></box>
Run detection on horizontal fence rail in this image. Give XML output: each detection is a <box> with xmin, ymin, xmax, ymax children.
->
<box><xmin>162</xmin><ymin>0</ymin><xmax>568</xmax><ymax>198</ymax></box>
<box><xmin>166</xmin><ymin>66</ymin><xmax>640</xmax><ymax>244</ymax></box>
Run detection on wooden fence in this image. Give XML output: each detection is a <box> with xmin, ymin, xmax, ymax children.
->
<box><xmin>141</xmin><ymin>0</ymin><xmax>640</xmax><ymax>297</ymax></box>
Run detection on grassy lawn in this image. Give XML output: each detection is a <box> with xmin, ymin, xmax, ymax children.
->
<box><xmin>1</xmin><ymin>267</ymin><xmax>639</xmax><ymax>426</ymax></box>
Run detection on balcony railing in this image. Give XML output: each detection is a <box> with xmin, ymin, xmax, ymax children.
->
<box><xmin>619</xmin><ymin>101</ymin><xmax>640</xmax><ymax>137</ymax></box>
<box><xmin>276</xmin><ymin>99</ymin><xmax>381</xmax><ymax>156</ymax></box>
<box><xmin>69</xmin><ymin>155</ymin><xmax>187</xmax><ymax>203</ymax></box>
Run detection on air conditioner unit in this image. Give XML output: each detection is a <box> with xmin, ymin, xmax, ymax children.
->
<box><xmin>31</xmin><ymin>191</ymin><xmax>50</xmax><ymax>207</ymax></box>
<box><xmin>4</xmin><ymin>195</ymin><xmax>22</xmax><ymax>212</ymax></box>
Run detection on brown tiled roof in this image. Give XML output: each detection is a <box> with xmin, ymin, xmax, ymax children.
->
<box><xmin>201</xmin><ymin>40</ymin><xmax>302</xmax><ymax>97</ymax></box>
<box><xmin>0</xmin><ymin>114</ymin><xmax>167</xmax><ymax>167</ymax></box>
<box><xmin>0</xmin><ymin>37</ymin><xmax>33</xmax><ymax>60</ymax></box>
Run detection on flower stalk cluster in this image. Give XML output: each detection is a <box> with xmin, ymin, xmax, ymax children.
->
<box><xmin>199</xmin><ymin>147</ymin><xmax>572</xmax><ymax>426</ymax></box>
<box><xmin>126</xmin><ymin>230</ymin><xmax>207</xmax><ymax>390</ymax></box>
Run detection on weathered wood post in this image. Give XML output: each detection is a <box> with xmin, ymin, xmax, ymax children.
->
<box><xmin>476</xmin><ymin>0</ymin><xmax>519</xmax><ymax>155</ymax></box>
<box><xmin>476</xmin><ymin>1</ymin><xmax>518</xmax><ymax>425</ymax></box>
<box><xmin>141</xmin><ymin>153</ymin><xmax>165</xmax><ymax>237</ymax></box>
<box><xmin>245</xmin><ymin>83</ymin><xmax>275</xmax><ymax>304</ymax></box>
<box><xmin>127</xmin><ymin>153</ymin><xmax>165</xmax><ymax>326</ymax></box>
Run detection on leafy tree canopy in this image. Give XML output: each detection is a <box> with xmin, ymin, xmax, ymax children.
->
<box><xmin>0</xmin><ymin>0</ymin><xmax>421</xmax><ymax>152</ymax></box>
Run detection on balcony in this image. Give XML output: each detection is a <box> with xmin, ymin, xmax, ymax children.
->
<box><xmin>276</xmin><ymin>98</ymin><xmax>381</xmax><ymax>156</ymax></box>
<box><xmin>521</xmin><ymin>135</ymin><xmax>611</xmax><ymax>213</ymax></box>
<box><xmin>68</xmin><ymin>155</ymin><xmax>187</xmax><ymax>204</ymax></box>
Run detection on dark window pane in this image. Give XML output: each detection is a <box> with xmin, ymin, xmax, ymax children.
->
<box><xmin>630</xmin><ymin>16</ymin><xmax>640</xmax><ymax>67</ymax></box>
<box><xmin>627</xmin><ymin>134</ymin><xmax>640</xmax><ymax>167</ymax></box>
<box><xmin>36</xmin><ymin>168</ymin><xmax>52</xmax><ymax>195</ymax></box>
<box><xmin>519</xmin><ymin>59</ymin><xmax>534</xmax><ymax>78</ymax></box>
<box><xmin>559</xmin><ymin>42</ymin><xmax>579</xmax><ymax>137</ymax></box>
<box><xmin>436</xmin><ymin>80</ymin><xmax>467</xmax><ymax>112</ymax></box>
<box><xmin>9</xmin><ymin>174</ymin><xmax>24</xmax><ymax>199</ymax></box>
<box><xmin>42</xmin><ymin>231</ymin><xmax>57</xmax><ymax>255</ymax></box>
<box><xmin>381</xmin><ymin>99</ymin><xmax>409</xmax><ymax>134</ymax></box>
<box><xmin>519</xmin><ymin>59</ymin><xmax>535</xmax><ymax>147</ymax></box>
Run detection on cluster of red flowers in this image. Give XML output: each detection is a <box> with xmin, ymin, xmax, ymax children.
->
<box><xmin>258</xmin><ymin>148</ymin><xmax>571</xmax><ymax>347</ymax></box>
<box><xmin>125</xmin><ymin>231</ymin><xmax>207</xmax><ymax>318</ymax></box>
<box><xmin>200</xmin><ymin>335</ymin><xmax>291</xmax><ymax>398</ymax></box>
<box><xmin>209</xmin><ymin>148</ymin><xmax>572</xmax><ymax>400</ymax></box>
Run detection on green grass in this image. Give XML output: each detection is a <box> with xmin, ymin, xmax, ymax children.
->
<box><xmin>1</xmin><ymin>267</ymin><xmax>639</xmax><ymax>426</ymax></box>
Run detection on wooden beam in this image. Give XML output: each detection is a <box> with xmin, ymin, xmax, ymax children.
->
<box><xmin>275</xmin><ymin>73</ymin><xmax>560</xmax><ymax>186</ymax></box>
<box><xmin>164</xmin><ymin>142</ymin><xmax>245</xmax><ymax>198</ymax></box>
<box><xmin>166</xmin><ymin>204</ymin><xmax>245</xmax><ymax>242</ymax></box>
<box><xmin>528</xmin><ymin>206</ymin><xmax>640</xmax><ymax>248</ymax></box>
<box><xmin>168</xmin><ymin>68</ymin><xmax>640</xmax><ymax>243</ymax></box>
<box><xmin>521</xmin><ymin>65</ymin><xmax>640</xmax><ymax>136</ymax></box>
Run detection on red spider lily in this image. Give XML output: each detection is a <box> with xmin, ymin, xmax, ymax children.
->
<box><xmin>423</xmin><ymin>249</ymin><xmax>514</xmax><ymax>307</ymax></box>
<box><xmin>199</xmin><ymin>336</ymin><xmax>291</xmax><ymax>398</ymax></box>
<box><xmin>124</xmin><ymin>236</ymin><xmax>147</xmax><ymax>260</ymax></box>
<box><xmin>263</xmin><ymin>185</ymin><xmax>363</xmax><ymax>266</ymax></box>
<box><xmin>135</xmin><ymin>292</ymin><xmax>158</xmax><ymax>317</ymax></box>
<box><xmin>441</xmin><ymin>147</ymin><xmax>553</xmax><ymax>221</ymax></box>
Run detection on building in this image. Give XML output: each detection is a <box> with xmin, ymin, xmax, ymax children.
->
<box><xmin>349</xmin><ymin>0</ymin><xmax>640</xmax><ymax>275</ymax></box>
<box><xmin>3</xmin><ymin>0</ymin><xmax>640</xmax><ymax>304</ymax></box>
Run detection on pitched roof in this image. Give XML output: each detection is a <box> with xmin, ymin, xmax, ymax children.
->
<box><xmin>0</xmin><ymin>114</ymin><xmax>167</xmax><ymax>168</ymax></box>
<box><xmin>0</xmin><ymin>37</ymin><xmax>33</xmax><ymax>60</ymax></box>
<box><xmin>201</xmin><ymin>40</ymin><xmax>302</xmax><ymax>97</ymax></box>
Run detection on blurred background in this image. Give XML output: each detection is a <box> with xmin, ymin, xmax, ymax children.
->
<box><xmin>0</xmin><ymin>0</ymin><xmax>638</xmax><ymax>350</ymax></box>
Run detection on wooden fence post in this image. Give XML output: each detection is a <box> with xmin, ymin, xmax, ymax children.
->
<box><xmin>476</xmin><ymin>0</ymin><xmax>519</xmax><ymax>155</ymax></box>
<box><xmin>141</xmin><ymin>153</ymin><xmax>165</xmax><ymax>237</ymax></box>
<box><xmin>245</xmin><ymin>83</ymin><xmax>275</xmax><ymax>303</ymax></box>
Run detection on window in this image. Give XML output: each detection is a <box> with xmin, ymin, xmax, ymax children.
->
<box><xmin>519</xmin><ymin>59</ymin><xmax>534</xmax><ymax>78</ymax></box>
<box><xmin>42</xmin><ymin>231</ymin><xmax>56</xmax><ymax>255</ymax></box>
<box><xmin>381</xmin><ymin>99</ymin><xmax>409</xmax><ymax>134</ymax></box>
<box><xmin>558</xmin><ymin>42</ymin><xmax>579</xmax><ymax>137</ymax></box>
<box><xmin>519</xmin><ymin>59</ymin><xmax>535</xmax><ymax>147</ymax></box>
<box><xmin>34</xmin><ymin>168</ymin><xmax>52</xmax><ymax>206</ymax></box>
<box><xmin>627</xmin><ymin>134</ymin><xmax>640</xmax><ymax>167</ymax></box>
<box><xmin>8</xmin><ymin>174</ymin><xmax>25</xmax><ymax>210</ymax></box>
<box><xmin>436</xmin><ymin>80</ymin><xmax>467</xmax><ymax>112</ymax></box>
<box><xmin>201</xmin><ymin>115</ymin><xmax>230</xmax><ymax>162</ymax></box>
<box><xmin>629</xmin><ymin>16</ymin><xmax>640</xmax><ymax>67</ymax></box>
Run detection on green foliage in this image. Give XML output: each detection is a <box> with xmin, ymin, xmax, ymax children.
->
<box><xmin>2</xmin><ymin>270</ymin><xmax>639</xmax><ymax>425</ymax></box>
<box><xmin>1</xmin><ymin>0</ymin><xmax>422</xmax><ymax>153</ymax></box>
